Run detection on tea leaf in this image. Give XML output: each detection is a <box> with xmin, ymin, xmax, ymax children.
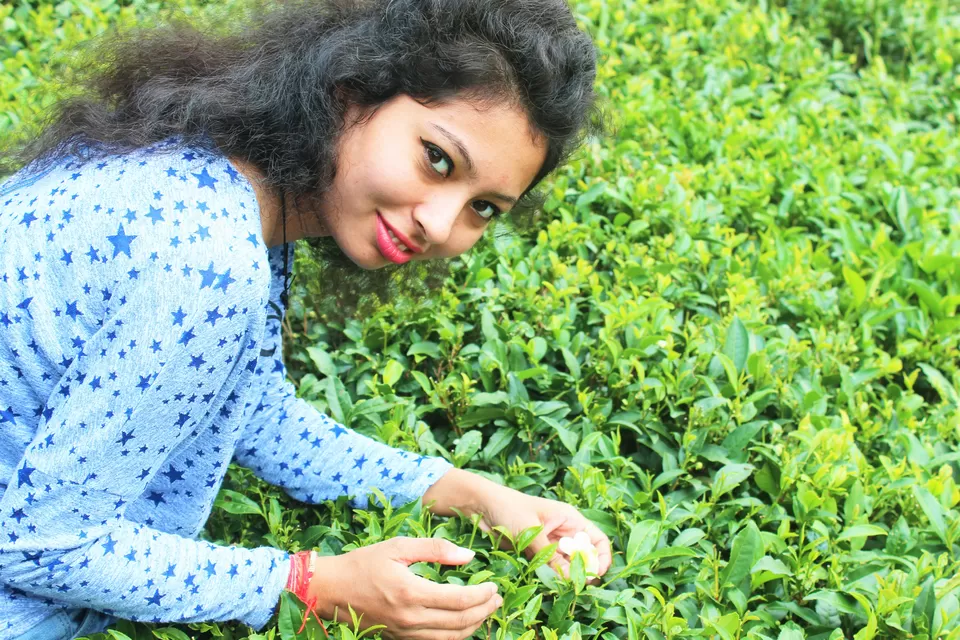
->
<box><xmin>720</xmin><ymin>521</ymin><xmax>762</xmax><ymax>589</ymax></box>
<box><xmin>723</xmin><ymin>316</ymin><xmax>749</xmax><ymax>373</ymax></box>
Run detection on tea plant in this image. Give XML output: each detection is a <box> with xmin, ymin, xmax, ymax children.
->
<box><xmin>2</xmin><ymin>0</ymin><xmax>959</xmax><ymax>638</ymax></box>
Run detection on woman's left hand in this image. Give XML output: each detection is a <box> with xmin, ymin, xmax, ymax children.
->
<box><xmin>423</xmin><ymin>469</ymin><xmax>613</xmax><ymax>583</ymax></box>
<box><xmin>476</xmin><ymin>488</ymin><xmax>612</xmax><ymax>582</ymax></box>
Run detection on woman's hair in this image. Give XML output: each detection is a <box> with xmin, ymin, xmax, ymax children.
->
<box><xmin>1</xmin><ymin>0</ymin><xmax>600</xmax><ymax>314</ymax></box>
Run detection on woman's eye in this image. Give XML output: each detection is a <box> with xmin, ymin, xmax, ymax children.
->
<box><xmin>421</xmin><ymin>139</ymin><xmax>452</xmax><ymax>177</ymax></box>
<box><xmin>472</xmin><ymin>200</ymin><xmax>500</xmax><ymax>220</ymax></box>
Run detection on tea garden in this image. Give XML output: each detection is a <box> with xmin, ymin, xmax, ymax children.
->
<box><xmin>2</xmin><ymin>0</ymin><xmax>959</xmax><ymax>638</ymax></box>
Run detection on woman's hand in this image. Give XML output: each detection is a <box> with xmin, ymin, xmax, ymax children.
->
<box><xmin>422</xmin><ymin>469</ymin><xmax>613</xmax><ymax>583</ymax></box>
<box><xmin>475</xmin><ymin>489</ymin><xmax>612</xmax><ymax>582</ymax></box>
<box><xmin>307</xmin><ymin>537</ymin><xmax>502</xmax><ymax>640</ymax></box>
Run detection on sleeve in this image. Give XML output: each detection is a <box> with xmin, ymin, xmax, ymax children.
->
<box><xmin>0</xmin><ymin>260</ymin><xmax>289</xmax><ymax>629</ymax></box>
<box><xmin>233</xmin><ymin>317</ymin><xmax>454</xmax><ymax>510</ymax></box>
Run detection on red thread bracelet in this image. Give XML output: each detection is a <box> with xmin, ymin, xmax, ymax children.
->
<box><xmin>286</xmin><ymin>551</ymin><xmax>328</xmax><ymax>636</ymax></box>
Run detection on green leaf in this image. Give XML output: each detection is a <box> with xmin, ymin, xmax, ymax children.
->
<box><xmin>548</xmin><ymin>591</ymin><xmax>574</xmax><ymax>628</ymax></box>
<box><xmin>673</xmin><ymin>528</ymin><xmax>706</xmax><ymax>547</ymax></box>
<box><xmin>626</xmin><ymin>520</ymin><xmax>659</xmax><ymax>564</ymax></box>
<box><xmin>522</xmin><ymin>592</ymin><xmax>543</xmax><ymax>626</ymax></box>
<box><xmin>306</xmin><ymin>346</ymin><xmax>337</xmax><ymax>377</ymax></box>
<box><xmin>278</xmin><ymin>591</ymin><xmax>305</xmax><ymax>640</ymax></box>
<box><xmin>515</xmin><ymin>366</ymin><xmax>547</xmax><ymax>381</ymax></box>
<box><xmin>912</xmin><ymin>486</ymin><xmax>948</xmax><ymax>543</ymax></box>
<box><xmin>569</xmin><ymin>547</ymin><xmax>586</xmax><ymax>594</ymax></box>
<box><xmin>467</xmin><ymin>570</ymin><xmax>496</xmax><ymax>585</ymax></box>
<box><xmin>906</xmin><ymin>279</ymin><xmax>943</xmax><ymax>318</ymax></box>
<box><xmin>575</xmin><ymin>180</ymin><xmax>606</xmax><ymax>210</ymax></box>
<box><xmin>527</xmin><ymin>542</ymin><xmax>558</xmax><ymax>574</ymax></box>
<box><xmin>541</xmin><ymin>416</ymin><xmax>579</xmax><ymax>454</ymax></box>
<box><xmin>529</xmin><ymin>337</ymin><xmax>547</xmax><ymax>363</ymax></box>
<box><xmin>723</xmin><ymin>316</ymin><xmax>749</xmax><ymax>373</ymax></box>
<box><xmin>755</xmin><ymin>463</ymin><xmax>780</xmax><ymax>497</ymax></box>
<box><xmin>722</xmin><ymin>421</ymin><xmax>766</xmax><ymax>462</ymax></box>
<box><xmin>214</xmin><ymin>489</ymin><xmax>262</xmax><ymax>516</ymax></box>
<box><xmin>407</xmin><ymin>341</ymin><xmax>441</xmax><ymax>358</ymax></box>
<box><xmin>636</xmin><ymin>546</ymin><xmax>697</xmax><ymax>563</ymax></box>
<box><xmin>515</xmin><ymin>525</ymin><xmax>543</xmax><ymax>553</ymax></box>
<box><xmin>889</xmin><ymin>186</ymin><xmax>911</xmax><ymax>234</ymax></box>
<box><xmin>151</xmin><ymin>629</ymin><xmax>191</xmax><ymax>640</ymax></box>
<box><xmin>471</xmin><ymin>391</ymin><xmax>509</xmax><ymax>406</ymax></box>
<box><xmin>481</xmin><ymin>309</ymin><xmax>499</xmax><ymax>342</ymax></box>
<box><xmin>884</xmin><ymin>516</ymin><xmax>914</xmax><ymax>555</ymax></box>
<box><xmin>708</xmin><ymin>612</ymin><xmax>740</xmax><ymax>640</ymax></box>
<box><xmin>481</xmin><ymin>427</ymin><xmax>515</xmax><ymax>462</ymax></box>
<box><xmin>561</xmin><ymin>348</ymin><xmax>581</xmax><ymax>379</ymax></box>
<box><xmin>850</xmin><ymin>592</ymin><xmax>878</xmax><ymax>640</ymax></box>
<box><xmin>913</xmin><ymin>576</ymin><xmax>936</xmax><ymax>631</ymax></box>
<box><xmin>324</xmin><ymin>376</ymin><xmax>345</xmax><ymax>424</ymax></box>
<box><xmin>720</xmin><ymin>520</ymin><xmax>762</xmax><ymax>589</ymax></box>
<box><xmin>917</xmin><ymin>363</ymin><xmax>960</xmax><ymax>406</ymax></box>
<box><xmin>410</xmin><ymin>370</ymin><xmax>433</xmax><ymax>394</ymax></box>
<box><xmin>458</xmin><ymin>407</ymin><xmax>506</xmax><ymax>428</ymax></box>
<box><xmin>713</xmin><ymin>353</ymin><xmax>740</xmax><ymax>393</ymax></box>
<box><xmin>751</xmin><ymin>556</ymin><xmax>792</xmax><ymax>576</ymax></box>
<box><xmin>836</xmin><ymin>524</ymin><xmax>887</xmax><ymax>542</ymax></box>
<box><xmin>454</xmin><ymin>430</ymin><xmax>483</xmax><ymax>461</ymax></box>
<box><xmin>842</xmin><ymin>265</ymin><xmax>867</xmax><ymax>309</ymax></box>
<box><xmin>504</xmin><ymin>584</ymin><xmax>538</xmax><ymax>611</ymax></box>
<box><xmin>381</xmin><ymin>359</ymin><xmax>404</xmax><ymax>387</ymax></box>
<box><xmin>711</xmin><ymin>463</ymin><xmax>754</xmax><ymax>501</ymax></box>
<box><xmin>777</xmin><ymin>622</ymin><xmax>806</xmax><ymax>640</ymax></box>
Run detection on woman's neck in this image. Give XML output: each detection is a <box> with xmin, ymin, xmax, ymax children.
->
<box><xmin>226</xmin><ymin>157</ymin><xmax>328</xmax><ymax>247</ymax></box>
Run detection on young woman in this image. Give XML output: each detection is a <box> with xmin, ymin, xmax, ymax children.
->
<box><xmin>0</xmin><ymin>0</ymin><xmax>611</xmax><ymax>637</ymax></box>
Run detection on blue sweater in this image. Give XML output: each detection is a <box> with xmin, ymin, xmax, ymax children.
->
<box><xmin>0</xmin><ymin>138</ymin><xmax>454</xmax><ymax>637</ymax></box>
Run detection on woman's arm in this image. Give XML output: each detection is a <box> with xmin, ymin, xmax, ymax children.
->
<box><xmin>233</xmin><ymin>362</ymin><xmax>454</xmax><ymax>509</ymax></box>
<box><xmin>420</xmin><ymin>467</ymin><xmax>494</xmax><ymax>516</ymax></box>
<box><xmin>0</xmin><ymin>258</ymin><xmax>288</xmax><ymax>630</ymax></box>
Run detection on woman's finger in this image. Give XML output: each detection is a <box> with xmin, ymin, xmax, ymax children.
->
<box><xmin>411</xmin><ymin>591</ymin><xmax>502</xmax><ymax>630</ymax></box>
<box><xmin>409</xmin><ymin>616</ymin><xmax>489</xmax><ymax>640</ymax></box>
<box><xmin>412</xmin><ymin>575</ymin><xmax>499</xmax><ymax>611</ymax></box>
<box><xmin>542</xmin><ymin>509</ymin><xmax>587</xmax><ymax>539</ymax></box>
<box><xmin>454</xmin><ymin>616</ymin><xmax>489</xmax><ymax>640</ymax></box>
<box><xmin>550</xmin><ymin>553</ymin><xmax>571</xmax><ymax>578</ymax></box>
<box><xmin>584</xmin><ymin>521</ymin><xmax>613</xmax><ymax>575</ymax></box>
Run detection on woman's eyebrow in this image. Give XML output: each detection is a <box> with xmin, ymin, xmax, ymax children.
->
<box><xmin>429</xmin><ymin>123</ymin><xmax>519</xmax><ymax>206</ymax></box>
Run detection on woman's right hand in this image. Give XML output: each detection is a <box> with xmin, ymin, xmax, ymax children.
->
<box><xmin>306</xmin><ymin>537</ymin><xmax>502</xmax><ymax>640</ymax></box>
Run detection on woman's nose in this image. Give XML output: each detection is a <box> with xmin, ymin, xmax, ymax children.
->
<box><xmin>412</xmin><ymin>193</ymin><xmax>462</xmax><ymax>247</ymax></box>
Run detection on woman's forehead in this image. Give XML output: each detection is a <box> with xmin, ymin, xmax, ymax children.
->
<box><xmin>400</xmin><ymin>96</ymin><xmax>546</xmax><ymax>191</ymax></box>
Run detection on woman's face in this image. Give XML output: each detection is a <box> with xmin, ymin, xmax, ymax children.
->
<box><xmin>311</xmin><ymin>94</ymin><xmax>547</xmax><ymax>269</ymax></box>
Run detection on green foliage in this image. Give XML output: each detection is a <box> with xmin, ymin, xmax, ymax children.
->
<box><xmin>2</xmin><ymin>0</ymin><xmax>960</xmax><ymax>638</ymax></box>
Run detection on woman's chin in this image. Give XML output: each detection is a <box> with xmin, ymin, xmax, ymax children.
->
<box><xmin>308</xmin><ymin>235</ymin><xmax>406</xmax><ymax>271</ymax></box>
<box><xmin>344</xmin><ymin>245</ymin><xmax>391</xmax><ymax>271</ymax></box>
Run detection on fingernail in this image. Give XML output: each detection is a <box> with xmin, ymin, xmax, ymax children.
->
<box><xmin>488</xmin><ymin>583</ymin><xmax>499</xmax><ymax>596</ymax></box>
<box><xmin>454</xmin><ymin>547</ymin><xmax>475</xmax><ymax>562</ymax></box>
<box><xmin>495</xmin><ymin>596</ymin><xmax>503</xmax><ymax>607</ymax></box>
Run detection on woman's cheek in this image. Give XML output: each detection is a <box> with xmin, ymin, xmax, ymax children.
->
<box><xmin>443</xmin><ymin>220</ymin><xmax>486</xmax><ymax>258</ymax></box>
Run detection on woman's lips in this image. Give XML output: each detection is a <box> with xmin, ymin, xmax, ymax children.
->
<box><xmin>376</xmin><ymin>213</ymin><xmax>413</xmax><ymax>264</ymax></box>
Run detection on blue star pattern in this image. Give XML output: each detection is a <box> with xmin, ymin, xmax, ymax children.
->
<box><xmin>234</xmin><ymin>250</ymin><xmax>452</xmax><ymax>510</ymax></box>
<box><xmin>0</xmin><ymin>138</ymin><xmax>454</xmax><ymax>638</ymax></box>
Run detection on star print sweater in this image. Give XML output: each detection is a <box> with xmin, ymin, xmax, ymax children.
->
<box><xmin>0</xmin><ymin>137</ymin><xmax>454</xmax><ymax>636</ymax></box>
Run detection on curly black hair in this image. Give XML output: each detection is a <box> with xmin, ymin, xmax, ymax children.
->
<box><xmin>1</xmin><ymin>0</ymin><xmax>600</xmax><ymax>314</ymax></box>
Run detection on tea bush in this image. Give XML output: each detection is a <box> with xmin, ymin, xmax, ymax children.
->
<box><xmin>2</xmin><ymin>0</ymin><xmax>959</xmax><ymax>638</ymax></box>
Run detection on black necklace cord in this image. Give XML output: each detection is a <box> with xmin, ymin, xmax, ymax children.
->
<box><xmin>280</xmin><ymin>194</ymin><xmax>290</xmax><ymax>309</ymax></box>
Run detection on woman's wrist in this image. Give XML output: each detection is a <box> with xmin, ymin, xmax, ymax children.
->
<box><xmin>421</xmin><ymin>467</ymin><xmax>503</xmax><ymax>519</ymax></box>
<box><xmin>286</xmin><ymin>550</ymin><xmax>320</xmax><ymax>605</ymax></box>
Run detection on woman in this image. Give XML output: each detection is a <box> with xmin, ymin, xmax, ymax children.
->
<box><xmin>0</xmin><ymin>0</ymin><xmax>610</xmax><ymax>637</ymax></box>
